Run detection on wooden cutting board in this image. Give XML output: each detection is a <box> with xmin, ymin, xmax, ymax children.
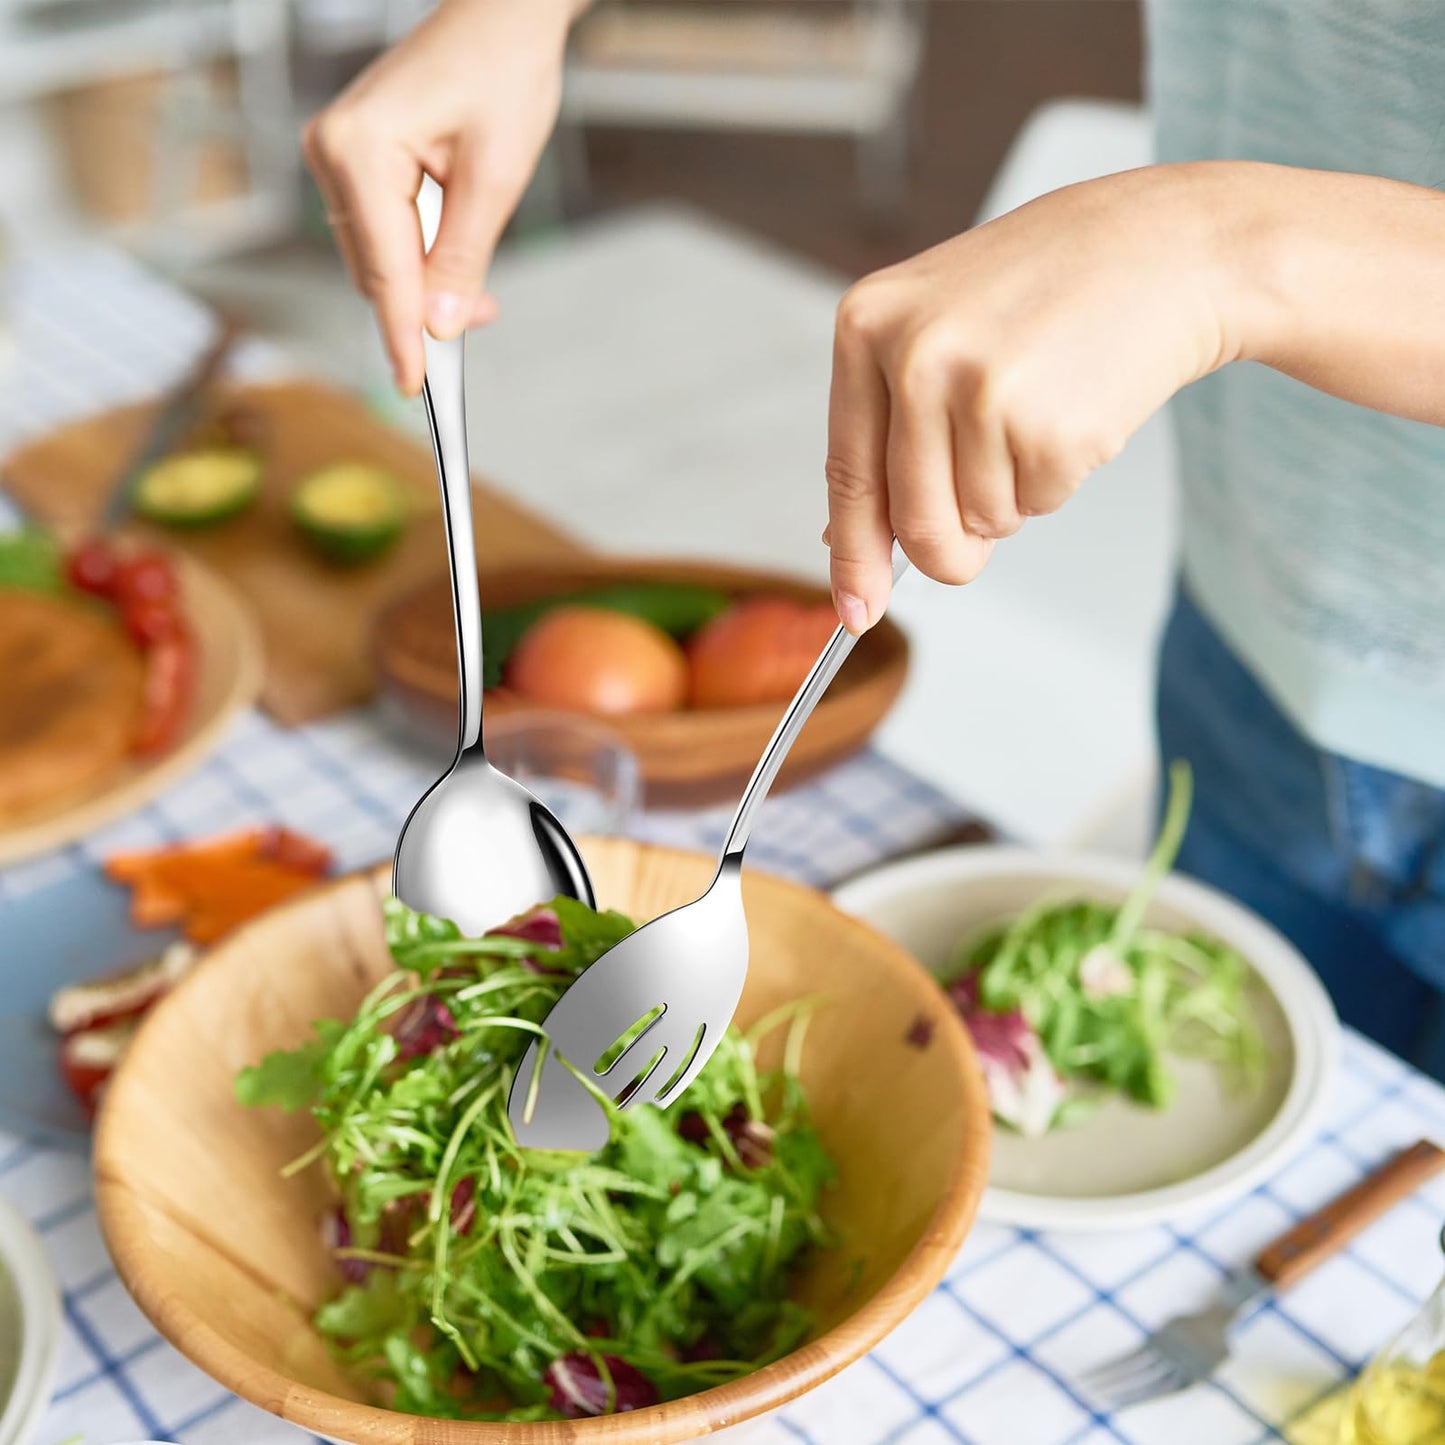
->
<box><xmin>1</xmin><ymin>380</ymin><xmax>584</xmax><ymax>724</ymax></box>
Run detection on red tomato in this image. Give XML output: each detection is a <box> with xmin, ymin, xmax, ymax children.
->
<box><xmin>132</xmin><ymin>630</ymin><xmax>195</xmax><ymax>756</ymax></box>
<box><xmin>114</xmin><ymin>550</ymin><xmax>179</xmax><ymax>610</ymax></box>
<box><xmin>687</xmin><ymin>597</ymin><xmax>840</xmax><ymax>708</ymax></box>
<box><xmin>66</xmin><ymin>537</ymin><xmax>118</xmax><ymax>597</ymax></box>
<box><xmin>122</xmin><ymin>597</ymin><xmax>183</xmax><ymax>647</ymax></box>
<box><xmin>506</xmin><ymin>607</ymin><xmax>688</xmax><ymax>716</ymax></box>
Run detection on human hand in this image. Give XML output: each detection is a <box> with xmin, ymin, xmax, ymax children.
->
<box><xmin>823</xmin><ymin>163</ymin><xmax>1252</xmax><ymax>631</ymax></box>
<box><xmin>303</xmin><ymin>0</ymin><xmax>588</xmax><ymax>395</ymax></box>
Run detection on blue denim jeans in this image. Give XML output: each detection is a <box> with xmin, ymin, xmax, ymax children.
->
<box><xmin>1156</xmin><ymin>587</ymin><xmax>1445</xmax><ymax>1076</ymax></box>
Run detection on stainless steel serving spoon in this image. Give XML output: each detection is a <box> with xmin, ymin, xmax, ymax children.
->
<box><xmin>391</xmin><ymin>175</ymin><xmax>594</xmax><ymax>937</ymax></box>
<box><xmin>508</xmin><ymin>543</ymin><xmax>911</xmax><ymax>1151</ymax></box>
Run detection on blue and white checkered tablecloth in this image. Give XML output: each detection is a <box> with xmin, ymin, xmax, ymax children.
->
<box><xmin>4</xmin><ymin>242</ymin><xmax>1445</xmax><ymax>1445</ymax></box>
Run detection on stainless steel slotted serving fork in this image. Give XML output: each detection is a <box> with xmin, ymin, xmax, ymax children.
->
<box><xmin>1082</xmin><ymin>1139</ymin><xmax>1445</xmax><ymax>1413</ymax></box>
<box><xmin>507</xmin><ymin>543</ymin><xmax>911</xmax><ymax>1152</ymax></box>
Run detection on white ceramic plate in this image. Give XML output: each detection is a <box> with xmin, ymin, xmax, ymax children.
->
<box><xmin>0</xmin><ymin>1193</ymin><xmax>61</xmax><ymax>1445</ymax></box>
<box><xmin>833</xmin><ymin>846</ymin><xmax>1339</xmax><ymax>1231</ymax></box>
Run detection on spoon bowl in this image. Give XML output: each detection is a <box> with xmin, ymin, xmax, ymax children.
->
<box><xmin>393</xmin><ymin>754</ymin><xmax>595</xmax><ymax>939</ymax></box>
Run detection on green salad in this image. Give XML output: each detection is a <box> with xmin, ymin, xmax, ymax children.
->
<box><xmin>946</xmin><ymin>763</ymin><xmax>1266</xmax><ymax>1137</ymax></box>
<box><xmin>236</xmin><ymin>896</ymin><xmax>835</xmax><ymax>1422</ymax></box>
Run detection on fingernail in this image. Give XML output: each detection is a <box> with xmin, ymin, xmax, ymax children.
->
<box><xmin>821</xmin><ymin>525</ymin><xmax>832</xmax><ymax>547</ymax></box>
<box><xmin>836</xmin><ymin>591</ymin><xmax>868</xmax><ymax>634</ymax></box>
<box><xmin>425</xmin><ymin>291</ymin><xmax>465</xmax><ymax>338</ymax></box>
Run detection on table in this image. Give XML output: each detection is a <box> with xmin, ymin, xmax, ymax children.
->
<box><xmin>4</xmin><ymin>224</ymin><xmax>1445</xmax><ymax>1445</ymax></box>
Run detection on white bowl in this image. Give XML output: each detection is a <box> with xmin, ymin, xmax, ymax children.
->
<box><xmin>0</xmin><ymin>1193</ymin><xmax>61</xmax><ymax>1445</ymax></box>
<box><xmin>834</xmin><ymin>846</ymin><xmax>1339</xmax><ymax>1231</ymax></box>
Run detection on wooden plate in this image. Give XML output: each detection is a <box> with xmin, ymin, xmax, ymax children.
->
<box><xmin>373</xmin><ymin>557</ymin><xmax>910</xmax><ymax>805</ymax></box>
<box><xmin>1</xmin><ymin>381</ymin><xmax>582</xmax><ymax>725</ymax></box>
<box><xmin>0</xmin><ymin>557</ymin><xmax>264</xmax><ymax>866</ymax></box>
<box><xmin>94</xmin><ymin>838</ymin><xmax>990</xmax><ymax>1443</ymax></box>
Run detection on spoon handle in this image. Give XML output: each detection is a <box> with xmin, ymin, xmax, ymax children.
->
<box><xmin>719</xmin><ymin>541</ymin><xmax>910</xmax><ymax>865</ymax></box>
<box><xmin>416</xmin><ymin>175</ymin><xmax>485</xmax><ymax>755</ymax></box>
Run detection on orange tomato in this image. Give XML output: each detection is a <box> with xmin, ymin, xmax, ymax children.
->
<box><xmin>687</xmin><ymin>597</ymin><xmax>839</xmax><ymax>708</ymax></box>
<box><xmin>506</xmin><ymin>607</ymin><xmax>688</xmax><ymax>715</ymax></box>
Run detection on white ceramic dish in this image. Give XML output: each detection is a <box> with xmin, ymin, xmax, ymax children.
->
<box><xmin>0</xmin><ymin>1193</ymin><xmax>61</xmax><ymax>1445</ymax></box>
<box><xmin>833</xmin><ymin>846</ymin><xmax>1339</xmax><ymax>1231</ymax></box>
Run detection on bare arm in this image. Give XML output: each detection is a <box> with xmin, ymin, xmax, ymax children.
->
<box><xmin>824</xmin><ymin>161</ymin><xmax>1445</xmax><ymax>630</ymax></box>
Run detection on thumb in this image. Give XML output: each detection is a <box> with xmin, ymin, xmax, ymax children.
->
<box><xmin>423</xmin><ymin>139</ymin><xmax>513</xmax><ymax>340</ymax></box>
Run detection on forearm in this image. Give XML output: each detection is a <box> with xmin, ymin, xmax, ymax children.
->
<box><xmin>440</xmin><ymin>0</ymin><xmax>591</xmax><ymax>21</ymax></box>
<box><xmin>1224</xmin><ymin>161</ymin><xmax>1445</xmax><ymax>424</ymax></box>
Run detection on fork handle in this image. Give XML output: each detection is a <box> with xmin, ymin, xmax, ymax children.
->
<box><xmin>719</xmin><ymin>542</ymin><xmax>910</xmax><ymax>864</ymax></box>
<box><xmin>1255</xmin><ymin>1138</ymin><xmax>1445</xmax><ymax>1290</ymax></box>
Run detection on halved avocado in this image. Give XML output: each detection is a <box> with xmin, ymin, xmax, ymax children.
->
<box><xmin>291</xmin><ymin>464</ymin><xmax>408</xmax><ymax>564</ymax></box>
<box><xmin>134</xmin><ymin>449</ymin><xmax>261</xmax><ymax>528</ymax></box>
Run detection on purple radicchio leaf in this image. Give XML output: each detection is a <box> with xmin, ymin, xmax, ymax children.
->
<box><xmin>319</xmin><ymin>1205</ymin><xmax>370</xmax><ymax>1285</ymax></box>
<box><xmin>486</xmin><ymin>905</ymin><xmax>566</xmax><ymax>974</ymax></box>
<box><xmin>948</xmin><ymin>973</ymin><xmax>1066</xmax><ymax>1138</ymax></box>
<box><xmin>390</xmin><ymin>995</ymin><xmax>458</xmax><ymax>1060</ymax></box>
<box><xmin>449</xmin><ymin>1175</ymin><xmax>477</xmax><ymax>1235</ymax></box>
<box><xmin>544</xmin><ymin>1353</ymin><xmax>658</xmax><ymax>1418</ymax></box>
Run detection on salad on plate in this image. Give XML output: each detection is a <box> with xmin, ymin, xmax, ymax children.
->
<box><xmin>941</xmin><ymin>764</ymin><xmax>1265</xmax><ymax>1138</ymax></box>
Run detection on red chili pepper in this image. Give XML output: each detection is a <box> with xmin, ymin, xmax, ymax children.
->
<box><xmin>132</xmin><ymin>630</ymin><xmax>195</xmax><ymax>756</ymax></box>
<box><xmin>65</xmin><ymin>537</ymin><xmax>118</xmax><ymax>598</ymax></box>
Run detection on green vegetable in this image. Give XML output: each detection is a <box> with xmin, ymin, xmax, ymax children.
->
<box><xmin>0</xmin><ymin>527</ymin><xmax>63</xmax><ymax>594</ymax></box>
<box><xmin>291</xmin><ymin>463</ymin><xmax>408</xmax><ymax>563</ymax></box>
<box><xmin>237</xmin><ymin>896</ymin><xmax>835</xmax><ymax>1422</ymax></box>
<box><xmin>134</xmin><ymin>449</ymin><xmax>261</xmax><ymax>527</ymax></box>
<box><xmin>483</xmin><ymin>583</ymin><xmax>730</xmax><ymax>688</ymax></box>
<box><xmin>951</xmin><ymin>762</ymin><xmax>1264</xmax><ymax>1123</ymax></box>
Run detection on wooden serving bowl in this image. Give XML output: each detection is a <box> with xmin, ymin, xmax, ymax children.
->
<box><xmin>372</xmin><ymin>558</ymin><xmax>910</xmax><ymax>805</ymax></box>
<box><xmin>95</xmin><ymin>839</ymin><xmax>990</xmax><ymax>1444</ymax></box>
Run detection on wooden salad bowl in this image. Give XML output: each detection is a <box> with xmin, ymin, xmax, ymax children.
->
<box><xmin>371</xmin><ymin>557</ymin><xmax>911</xmax><ymax>805</ymax></box>
<box><xmin>94</xmin><ymin>838</ymin><xmax>990</xmax><ymax>1444</ymax></box>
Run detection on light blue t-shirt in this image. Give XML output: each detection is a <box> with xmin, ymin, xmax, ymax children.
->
<box><xmin>1148</xmin><ymin>0</ymin><xmax>1445</xmax><ymax>787</ymax></box>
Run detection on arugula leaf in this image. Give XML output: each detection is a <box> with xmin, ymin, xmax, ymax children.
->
<box><xmin>316</xmin><ymin>1275</ymin><xmax>408</xmax><ymax>1342</ymax></box>
<box><xmin>548</xmin><ymin>896</ymin><xmax>635</xmax><ymax>974</ymax></box>
<box><xmin>234</xmin><ymin>1032</ymin><xmax>334</xmax><ymax>1111</ymax></box>
<box><xmin>384</xmin><ymin>1332</ymin><xmax>463</xmax><ymax>1418</ymax></box>
<box><xmin>237</xmin><ymin>895</ymin><xmax>837</xmax><ymax>1423</ymax></box>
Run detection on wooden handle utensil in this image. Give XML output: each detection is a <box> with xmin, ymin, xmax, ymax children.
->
<box><xmin>1256</xmin><ymin>1138</ymin><xmax>1445</xmax><ymax>1290</ymax></box>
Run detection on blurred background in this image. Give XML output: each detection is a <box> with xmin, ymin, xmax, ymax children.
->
<box><xmin>0</xmin><ymin>0</ymin><xmax>1169</xmax><ymax>855</ymax></box>
<box><xmin>0</xmin><ymin>0</ymin><xmax>1141</xmax><ymax>376</ymax></box>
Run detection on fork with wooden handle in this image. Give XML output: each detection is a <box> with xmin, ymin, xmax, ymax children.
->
<box><xmin>1082</xmin><ymin>1138</ymin><xmax>1445</xmax><ymax>1412</ymax></box>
